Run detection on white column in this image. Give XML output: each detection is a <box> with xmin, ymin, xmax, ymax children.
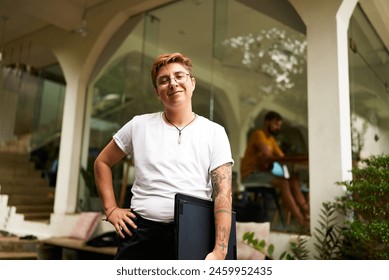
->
<box><xmin>54</xmin><ymin>74</ymin><xmax>87</xmax><ymax>214</ymax></box>
<box><xmin>288</xmin><ymin>0</ymin><xmax>357</xmax><ymax>230</ymax></box>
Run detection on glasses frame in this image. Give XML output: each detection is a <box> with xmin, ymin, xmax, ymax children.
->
<box><xmin>157</xmin><ymin>72</ymin><xmax>191</xmax><ymax>87</ymax></box>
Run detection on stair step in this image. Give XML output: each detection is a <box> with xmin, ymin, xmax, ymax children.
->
<box><xmin>8</xmin><ymin>194</ymin><xmax>54</xmax><ymax>205</ymax></box>
<box><xmin>0</xmin><ymin>161</ymin><xmax>36</xmax><ymax>169</ymax></box>
<box><xmin>0</xmin><ymin>163</ymin><xmax>41</xmax><ymax>175</ymax></box>
<box><xmin>0</xmin><ymin>157</ymin><xmax>32</xmax><ymax>167</ymax></box>
<box><xmin>0</xmin><ymin>155</ymin><xmax>34</xmax><ymax>163</ymax></box>
<box><xmin>16</xmin><ymin>205</ymin><xmax>54</xmax><ymax>213</ymax></box>
<box><xmin>0</xmin><ymin>150</ymin><xmax>55</xmax><ymax>224</ymax></box>
<box><xmin>0</xmin><ymin>135</ymin><xmax>31</xmax><ymax>153</ymax></box>
<box><xmin>0</xmin><ymin>170</ymin><xmax>43</xmax><ymax>180</ymax></box>
<box><xmin>23</xmin><ymin>212</ymin><xmax>52</xmax><ymax>221</ymax></box>
<box><xmin>0</xmin><ymin>177</ymin><xmax>48</xmax><ymax>186</ymax></box>
<box><xmin>1</xmin><ymin>185</ymin><xmax>54</xmax><ymax>195</ymax></box>
<box><xmin>0</xmin><ymin>152</ymin><xmax>31</xmax><ymax>161</ymax></box>
<box><xmin>0</xmin><ymin>147</ymin><xmax>29</xmax><ymax>154</ymax></box>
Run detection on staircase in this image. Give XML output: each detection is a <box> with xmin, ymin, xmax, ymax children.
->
<box><xmin>0</xmin><ymin>150</ymin><xmax>55</xmax><ymax>223</ymax></box>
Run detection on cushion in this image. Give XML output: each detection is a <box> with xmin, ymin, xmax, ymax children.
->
<box><xmin>68</xmin><ymin>212</ymin><xmax>101</xmax><ymax>240</ymax></box>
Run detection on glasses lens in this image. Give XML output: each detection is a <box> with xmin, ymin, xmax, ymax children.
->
<box><xmin>175</xmin><ymin>72</ymin><xmax>188</xmax><ymax>83</ymax></box>
<box><xmin>157</xmin><ymin>72</ymin><xmax>189</xmax><ymax>87</ymax></box>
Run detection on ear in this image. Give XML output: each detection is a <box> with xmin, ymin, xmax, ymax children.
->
<box><xmin>191</xmin><ymin>77</ymin><xmax>196</xmax><ymax>90</ymax></box>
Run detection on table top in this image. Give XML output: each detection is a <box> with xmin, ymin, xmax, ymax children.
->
<box><xmin>42</xmin><ymin>237</ymin><xmax>117</xmax><ymax>255</ymax></box>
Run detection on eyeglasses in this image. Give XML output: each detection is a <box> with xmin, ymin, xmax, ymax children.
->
<box><xmin>157</xmin><ymin>72</ymin><xmax>191</xmax><ymax>87</ymax></box>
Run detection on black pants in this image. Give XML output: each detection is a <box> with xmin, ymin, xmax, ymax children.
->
<box><xmin>114</xmin><ymin>211</ymin><xmax>175</xmax><ymax>260</ymax></box>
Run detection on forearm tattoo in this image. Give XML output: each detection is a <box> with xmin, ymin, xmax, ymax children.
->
<box><xmin>211</xmin><ymin>163</ymin><xmax>233</xmax><ymax>253</ymax></box>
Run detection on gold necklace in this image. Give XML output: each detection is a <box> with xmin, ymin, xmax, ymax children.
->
<box><xmin>164</xmin><ymin>112</ymin><xmax>197</xmax><ymax>144</ymax></box>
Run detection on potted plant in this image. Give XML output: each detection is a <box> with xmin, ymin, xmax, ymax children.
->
<box><xmin>242</xmin><ymin>154</ymin><xmax>389</xmax><ymax>260</ymax></box>
<box><xmin>337</xmin><ymin>154</ymin><xmax>389</xmax><ymax>259</ymax></box>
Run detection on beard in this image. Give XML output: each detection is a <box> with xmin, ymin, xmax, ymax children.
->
<box><xmin>269</xmin><ymin>129</ymin><xmax>279</xmax><ymax>136</ymax></box>
<box><xmin>265</xmin><ymin>122</ymin><xmax>281</xmax><ymax>136</ymax></box>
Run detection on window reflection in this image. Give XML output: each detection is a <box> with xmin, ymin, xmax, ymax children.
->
<box><xmin>84</xmin><ymin>0</ymin><xmax>309</xmax><ymax>233</ymax></box>
<box><xmin>349</xmin><ymin>5</ymin><xmax>389</xmax><ymax>162</ymax></box>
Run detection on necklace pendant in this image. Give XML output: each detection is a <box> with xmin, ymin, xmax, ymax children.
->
<box><xmin>164</xmin><ymin>112</ymin><xmax>197</xmax><ymax>145</ymax></box>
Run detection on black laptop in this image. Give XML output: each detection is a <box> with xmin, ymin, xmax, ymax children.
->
<box><xmin>174</xmin><ymin>193</ymin><xmax>237</xmax><ymax>260</ymax></box>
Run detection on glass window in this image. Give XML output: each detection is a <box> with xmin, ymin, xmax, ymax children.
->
<box><xmin>349</xmin><ymin>5</ymin><xmax>389</xmax><ymax>162</ymax></box>
<box><xmin>0</xmin><ymin>64</ymin><xmax>64</xmax><ymax>182</ymax></box>
<box><xmin>84</xmin><ymin>0</ymin><xmax>308</xmax><ymax>233</ymax></box>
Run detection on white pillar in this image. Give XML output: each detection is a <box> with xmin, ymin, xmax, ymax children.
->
<box><xmin>288</xmin><ymin>0</ymin><xmax>357</xmax><ymax>230</ymax></box>
<box><xmin>54</xmin><ymin>73</ymin><xmax>87</xmax><ymax>214</ymax></box>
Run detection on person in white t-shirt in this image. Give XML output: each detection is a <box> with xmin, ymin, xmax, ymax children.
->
<box><xmin>94</xmin><ymin>52</ymin><xmax>234</xmax><ymax>260</ymax></box>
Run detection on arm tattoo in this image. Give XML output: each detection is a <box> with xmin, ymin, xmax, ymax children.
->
<box><xmin>217</xmin><ymin>226</ymin><xmax>228</xmax><ymax>240</ymax></box>
<box><xmin>212</xmin><ymin>163</ymin><xmax>232</xmax><ymax>215</ymax></box>
<box><xmin>215</xmin><ymin>209</ymin><xmax>230</xmax><ymax>215</ymax></box>
<box><xmin>217</xmin><ymin>227</ymin><xmax>228</xmax><ymax>252</ymax></box>
<box><xmin>211</xmin><ymin>162</ymin><xmax>232</xmax><ymax>199</ymax></box>
<box><xmin>218</xmin><ymin>242</ymin><xmax>227</xmax><ymax>252</ymax></box>
<box><xmin>212</xmin><ymin>163</ymin><xmax>233</xmax><ymax>255</ymax></box>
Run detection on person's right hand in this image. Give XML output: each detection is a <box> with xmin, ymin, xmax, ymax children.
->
<box><xmin>106</xmin><ymin>207</ymin><xmax>137</xmax><ymax>238</ymax></box>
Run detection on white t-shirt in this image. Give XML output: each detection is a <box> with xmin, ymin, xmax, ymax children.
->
<box><xmin>113</xmin><ymin>112</ymin><xmax>234</xmax><ymax>222</ymax></box>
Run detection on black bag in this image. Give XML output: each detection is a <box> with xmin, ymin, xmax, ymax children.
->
<box><xmin>86</xmin><ymin>231</ymin><xmax>120</xmax><ymax>247</ymax></box>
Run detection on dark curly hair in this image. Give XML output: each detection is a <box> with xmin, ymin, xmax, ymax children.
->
<box><xmin>264</xmin><ymin>111</ymin><xmax>282</xmax><ymax>121</ymax></box>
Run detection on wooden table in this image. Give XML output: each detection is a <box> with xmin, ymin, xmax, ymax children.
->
<box><xmin>40</xmin><ymin>237</ymin><xmax>117</xmax><ymax>259</ymax></box>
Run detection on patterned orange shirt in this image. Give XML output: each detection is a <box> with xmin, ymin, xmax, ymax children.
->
<box><xmin>240</xmin><ymin>129</ymin><xmax>284</xmax><ymax>180</ymax></box>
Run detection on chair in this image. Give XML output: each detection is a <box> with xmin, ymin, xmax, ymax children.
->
<box><xmin>241</xmin><ymin>181</ymin><xmax>285</xmax><ymax>227</ymax></box>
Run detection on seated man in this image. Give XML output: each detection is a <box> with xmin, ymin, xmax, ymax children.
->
<box><xmin>240</xmin><ymin>111</ymin><xmax>309</xmax><ymax>227</ymax></box>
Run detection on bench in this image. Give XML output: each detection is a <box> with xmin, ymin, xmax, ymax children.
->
<box><xmin>39</xmin><ymin>237</ymin><xmax>117</xmax><ymax>260</ymax></box>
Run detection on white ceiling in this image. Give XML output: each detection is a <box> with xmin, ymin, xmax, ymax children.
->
<box><xmin>0</xmin><ymin>0</ymin><xmax>107</xmax><ymax>68</ymax></box>
<box><xmin>1</xmin><ymin>0</ymin><xmax>389</xmax><ymax>70</ymax></box>
<box><xmin>1</xmin><ymin>0</ymin><xmax>388</xmax><ymax>124</ymax></box>
<box><xmin>1</xmin><ymin>0</ymin><xmax>106</xmax><ymax>41</ymax></box>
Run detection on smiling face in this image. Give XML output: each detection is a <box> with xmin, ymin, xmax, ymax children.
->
<box><xmin>155</xmin><ymin>62</ymin><xmax>196</xmax><ymax>111</ymax></box>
